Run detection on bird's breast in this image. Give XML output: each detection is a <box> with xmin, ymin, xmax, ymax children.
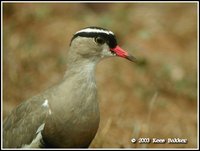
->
<box><xmin>42</xmin><ymin>80</ymin><xmax>100</xmax><ymax>147</ymax></box>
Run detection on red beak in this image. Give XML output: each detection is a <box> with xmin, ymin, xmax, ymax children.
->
<box><xmin>111</xmin><ymin>45</ymin><xmax>137</xmax><ymax>62</ymax></box>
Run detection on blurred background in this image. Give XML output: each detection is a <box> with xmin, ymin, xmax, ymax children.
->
<box><xmin>2</xmin><ymin>2</ymin><xmax>197</xmax><ymax>148</ymax></box>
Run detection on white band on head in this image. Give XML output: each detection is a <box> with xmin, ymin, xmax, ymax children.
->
<box><xmin>76</xmin><ymin>28</ymin><xmax>114</xmax><ymax>35</ymax></box>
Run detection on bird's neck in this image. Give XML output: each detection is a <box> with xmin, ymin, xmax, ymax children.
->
<box><xmin>64</xmin><ymin>56</ymin><xmax>99</xmax><ymax>82</ymax></box>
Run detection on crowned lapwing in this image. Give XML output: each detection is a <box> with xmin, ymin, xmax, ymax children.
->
<box><xmin>3</xmin><ymin>27</ymin><xmax>136</xmax><ymax>148</ymax></box>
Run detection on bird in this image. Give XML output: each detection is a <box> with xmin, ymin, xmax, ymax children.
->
<box><xmin>3</xmin><ymin>26</ymin><xmax>136</xmax><ymax>148</ymax></box>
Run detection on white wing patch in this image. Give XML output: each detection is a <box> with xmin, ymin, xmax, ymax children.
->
<box><xmin>76</xmin><ymin>28</ymin><xmax>114</xmax><ymax>35</ymax></box>
<box><xmin>22</xmin><ymin>123</ymin><xmax>45</xmax><ymax>148</ymax></box>
<box><xmin>42</xmin><ymin>99</ymin><xmax>52</xmax><ymax>115</ymax></box>
<box><xmin>42</xmin><ymin>99</ymin><xmax>49</xmax><ymax>107</ymax></box>
<box><xmin>36</xmin><ymin>123</ymin><xmax>45</xmax><ymax>134</ymax></box>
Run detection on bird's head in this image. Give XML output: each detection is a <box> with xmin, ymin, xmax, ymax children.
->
<box><xmin>69</xmin><ymin>27</ymin><xmax>136</xmax><ymax>63</ymax></box>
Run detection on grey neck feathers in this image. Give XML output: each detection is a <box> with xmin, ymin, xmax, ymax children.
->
<box><xmin>64</xmin><ymin>47</ymin><xmax>100</xmax><ymax>81</ymax></box>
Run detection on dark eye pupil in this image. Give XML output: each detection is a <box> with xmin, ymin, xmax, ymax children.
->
<box><xmin>95</xmin><ymin>37</ymin><xmax>105</xmax><ymax>44</ymax></box>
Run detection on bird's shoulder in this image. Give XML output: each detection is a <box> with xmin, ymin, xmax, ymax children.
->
<box><xmin>3</xmin><ymin>96</ymin><xmax>51</xmax><ymax>148</ymax></box>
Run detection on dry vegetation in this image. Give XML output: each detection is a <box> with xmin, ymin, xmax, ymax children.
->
<box><xmin>3</xmin><ymin>3</ymin><xmax>197</xmax><ymax>148</ymax></box>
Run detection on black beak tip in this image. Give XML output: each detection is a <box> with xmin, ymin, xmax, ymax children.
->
<box><xmin>126</xmin><ymin>55</ymin><xmax>137</xmax><ymax>63</ymax></box>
